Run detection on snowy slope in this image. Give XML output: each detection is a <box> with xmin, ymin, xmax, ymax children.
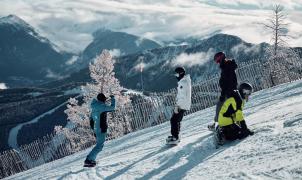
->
<box><xmin>6</xmin><ymin>80</ymin><xmax>302</xmax><ymax>180</ymax></box>
<box><xmin>0</xmin><ymin>15</ymin><xmax>60</xmax><ymax>52</ymax></box>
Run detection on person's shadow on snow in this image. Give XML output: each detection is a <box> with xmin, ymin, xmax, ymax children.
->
<box><xmin>136</xmin><ymin>133</ymin><xmax>240</xmax><ymax>180</ymax></box>
<box><xmin>105</xmin><ymin>144</ymin><xmax>173</xmax><ymax>180</ymax></box>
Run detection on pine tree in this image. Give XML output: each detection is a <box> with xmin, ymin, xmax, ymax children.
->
<box><xmin>262</xmin><ymin>4</ymin><xmax>302</xmax><ymax>85</ymax></box>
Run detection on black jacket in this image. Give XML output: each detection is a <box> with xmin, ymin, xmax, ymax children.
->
<box><xmin>219</xmin><ymin>59</ymin><xmax>238</xmax><ymax>99</ymax></box>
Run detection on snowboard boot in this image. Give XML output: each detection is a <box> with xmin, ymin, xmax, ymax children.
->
<box><xmin>208</xmin><ymin>123</ymin><xmax>216</xmax><ymax>132</ymax></box>
<box><xmin>84</xmin><ymin>159</ymin><xmax>96</xmax><ymax>167</ymax></box>
<box><xmin>248</xmin><ymin>129</ymin><xmax>254</xmax><ymax>136</ymax></box>
<box><xmin>166</xmin><ymin>136</ymin><xmax>174</xmax><ymax>142</ymax></box>
<box><xmin>215</xmin><ymin>127</ymin><xmax>224</xmax><ymax>145</ymax></box>
<box><xmin>166</xmin><ymin>136</ymin><xmax>180</xmax><ymax>145</ymax></box>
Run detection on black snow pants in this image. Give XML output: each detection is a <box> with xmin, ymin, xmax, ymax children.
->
<box><xmin>214</xmin><ymin>99</ymin><xmax>224</xmax><ymax>122</ymax></box>
<box><xmin>170</xmin><ymin>109</ymin><xmax>186</xmax><ymax>139</ymax></box>
<box><xmin>222</xmin><ymin>123</ymin><xmax>250</xmax><ymax>141</ymax></box>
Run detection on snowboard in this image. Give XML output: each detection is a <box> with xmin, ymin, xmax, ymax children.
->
<box><xmin>166</xmin><ymin>141</ymin><xmax>179</xmax><ymax>146</ymax></box>
<box><xmin>210</xmin><ymin>125</ymin><xmax>254</xmax><ymax>149</ymax></box>
<box><xmin>83</xmin><ymin>163</ymin><xmax>96</xmax><ymax>168</ymax></box>
<box><xmin>212</xmin><ymin>130</ymin><xmax>224</xmax><ymax>149</ymax></box>
<box><xmin>83</xmin><ymin>160</ymin><xmax>96</xmax><ymax>168</ymax></box>
<box><xmin>166</xmin><ymin>136</ymin><xmax>180</xmax><ymax>146</ymax></box>
<box><xmin>208</xmin><ymin>123</ymin><xmax>224</xmax><ymax>149</ymax></box>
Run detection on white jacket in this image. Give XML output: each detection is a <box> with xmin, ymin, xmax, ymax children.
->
<box><xmin>176</xmin><ymin>74</ymin><xmax>192</xmax><ymax>110</ymax></box>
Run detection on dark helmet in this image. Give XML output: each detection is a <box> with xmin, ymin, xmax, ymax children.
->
<box><xmin>238</xmin><ymin>82</ymin><xmax>253</xmax><ymax>96</ymax></box>
<box><xmin>97</xmin><ymin>93</ymin><xmax>107</xmax><ymax>102</ymax></box>
<box><xmin>174</xmin><ymin>67</ymin><xmax>186</xmax><ymax>75</ymax></box>
<box><xmin>214</xmin><ymin>52</ymin><xmax>226</xmax><ymax>64</ymax></box>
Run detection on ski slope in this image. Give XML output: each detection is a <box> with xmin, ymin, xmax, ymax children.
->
<box><xmin>6</xmin><ymin>80</ymin><xmax>302</xmax><ymax>180</ymax></box>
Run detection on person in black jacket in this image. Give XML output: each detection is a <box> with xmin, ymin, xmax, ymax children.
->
<box><xmin>209</xmin><ymin>52</ymin><xmax>238</xmax><ymax>130</ymax></box>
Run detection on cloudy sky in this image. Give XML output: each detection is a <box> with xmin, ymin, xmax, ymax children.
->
<box><xmin>1</xmin><ymin>0</ymin><xmax>302</xmax><ymax>53</ymax></box>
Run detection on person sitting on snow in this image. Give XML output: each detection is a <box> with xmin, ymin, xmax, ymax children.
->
<box><xmin>216</xmin><ymin>82</ymin><xmax>254</xmax><ymax>143</ymax></box>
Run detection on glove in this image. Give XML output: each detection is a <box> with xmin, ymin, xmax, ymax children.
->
<box><xmin>174</xmin><ymin>106</ymin><xmax>179</xmax><ymax>114</ymax></box>
<box><xmin>248</xmin><ymin>129</ymin><xmax>254</xmax><ymax>136</ymax></box>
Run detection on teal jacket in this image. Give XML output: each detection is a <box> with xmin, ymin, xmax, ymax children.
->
<box><xmin>90</xmin><ymin>97</ymin><xmax>116</xmax><ymax>132</ymax></box>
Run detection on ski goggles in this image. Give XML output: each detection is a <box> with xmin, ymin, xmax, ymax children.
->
<box><xmin>243</xmin><ymin>89</ymin><xmax>252</xmax><ymax>96</ymax></box>
<box><xmin>214</xmin><ymin>55</ymin><xmax>223</xmax><ymax>64</ymax></box>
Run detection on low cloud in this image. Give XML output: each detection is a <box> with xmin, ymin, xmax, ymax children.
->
<box><xmin>134</xmin><ymin>62</ymin><xmax>147</xmax><ymax>72</ymax></box>
<box><xmin>0</xmin><ymin>83</ymin><xmax>8</xmax><ymax>89</ymax></box>
<box><xmin>66</xmin><ymin>55</ymin><xmax>78</xmax><ymax>65</ymax></box>
<box><xmin>108</xmin><ymin>49</ymin><xmax>122</xmax><ymax>57</ymax></box>
<box><xmin>172</xmin><ymin>49</ymin><xmax>215</xmax><ymax>67</ymax></box>
<box><xmin>231</xmin><ymin>43</ymin><xmax>261</xmax><ymax>56</ymax></box>
<box><xmin>0</xmin><ymin>0</ymin><xmax>302</xmax><ymax>53</ymax></box>
<box><xmin>45</xmin><ymin>69</ymin><xmax>64</xmax><ymax>79</ymax></box>
<box><xmin>135</xmin><ymin>37</ymin><xmax>146</xmax><ymax>47</ymax></box>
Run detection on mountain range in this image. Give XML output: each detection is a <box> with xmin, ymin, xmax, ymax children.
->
<box><xmin>0</xmin><ymin>15</ymin><xmax>161</xmax><ymax>88</ymax></box>
<box><xmin>41</xmin><ymin>34</ymin><xmax>302</xmax><ymax>92</ymax></box>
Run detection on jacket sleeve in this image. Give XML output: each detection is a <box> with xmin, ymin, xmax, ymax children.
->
<box><xmin>176</xmin><ymin>79</ymin><xmax>191</xmax><ymax>110</ymax></box>
<box><xmin>186</xmin><ymin>80</ymin><xmax>192</xmax><ymax>105</ymax></box>
<box><xmin>176</xmin><ymin>84</ymin><xmax>185</xmax><ymax>106</ymax></box>
<box><xmin>103</xmin><ymin>97</ymin><xmax>116</xmax><ymax>112</ymax></box>
<box><xmin>229</xmin><ymin>59</ymin><xmax>238</xmax><ymax>70</ymax></box>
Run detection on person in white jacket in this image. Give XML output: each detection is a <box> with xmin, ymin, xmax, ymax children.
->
<box><xmin>166</xmin><ymin>67</ymin><xmax>192</xmax><ymax>144</ymax></box>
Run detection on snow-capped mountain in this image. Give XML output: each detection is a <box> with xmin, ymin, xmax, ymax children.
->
<box><xmin>115</xmin><ymin>34</ymin><xmax>270</xmax><ymax>91</ymax></box>
<box><xmin>0</xmin><ymin>15</ymin><xmax>73</xmax><ymax>88</ymax></box>
<box><xmin>74</xmin><ymin>29</ymin><xmax>161</xmax><ymax>70</ymax></box>
<box><xmin>42</xmin><ymin>34</ymin><xmax>302</xmax><ymax>92</ymax></box>
<box><xmin>0</xmin><ymin>15</ymin><xmax>162</xmax><ymax>88</ymax></box>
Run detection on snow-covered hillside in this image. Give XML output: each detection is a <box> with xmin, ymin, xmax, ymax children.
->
<box><xmin>6</xmin><ymin>80</ymin><xmax>302</xmax><ymax>180</ymax></box>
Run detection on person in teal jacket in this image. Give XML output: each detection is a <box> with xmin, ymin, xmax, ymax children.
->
<box><xmin>84</xmin><ymin>93</ymin><xmax>116</xmax><ymax>167</ymax></box>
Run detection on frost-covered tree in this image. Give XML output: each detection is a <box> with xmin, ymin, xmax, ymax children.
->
<box><xmin>264</xmin><ymin>47</ymin><xmax>301</xmax><ymax>85</ymax></box>
<box><xmin>84</xmin><ymin>49</ymin><xmax>132</xmax><ymax>138</ymax></box>
<box><xmin>56</xmin><ymin>50</ymin><xmax>131</xmax><ymax>150</ymax></box>
<box><xmin>84</xmin><ymin>49</ymin><xmax>129</xmax><ymax>105</ymax></box>
<box><xmin>263</xmin><ymin>5</ymin><xmax>288</xmax><ymax>56</ymax></box>
<box><xmin>262</xmin><ymin>4</ymin><xmax>302</xmax><ymax>85</ymax></box>
<box><xmin>55</xmin><ymin>98</ymin><xmax>92</xmax><ymax>151</ymax></box>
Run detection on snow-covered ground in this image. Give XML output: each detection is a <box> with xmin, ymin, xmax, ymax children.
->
<box><xmin>6</xmin><ymin>80</ymin><xmax>302</xmax><ymax>180</ymax></box>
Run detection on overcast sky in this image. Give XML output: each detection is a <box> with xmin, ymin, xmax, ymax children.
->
<box><xmin>1</xmin><ymin>0</ymin><xmax>302</xmax><ymax>53</ymax></box>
